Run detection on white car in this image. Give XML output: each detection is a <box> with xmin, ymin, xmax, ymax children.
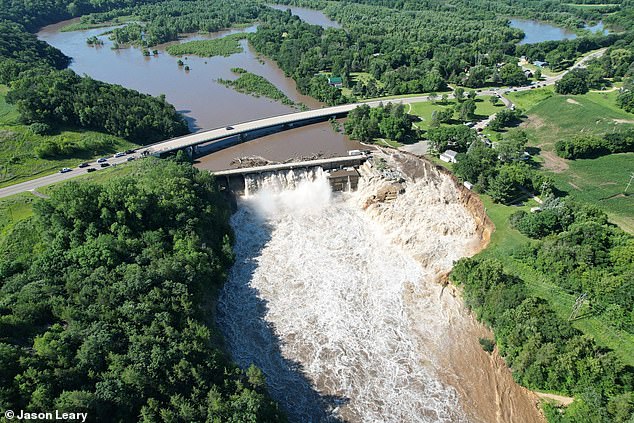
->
<box><xmin>59</xmin><ymin>168</ymin><xmax>72</xmax><ymax>173</ymax></box>
<box><xmin>114</xmin><ymin>152</ymin><xmax>126</xmax><ymax>158</ymax></box>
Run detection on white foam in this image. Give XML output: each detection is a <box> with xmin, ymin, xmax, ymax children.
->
<box><xmin>217</xmin><ymin>170</ymin><xmax>476</xmax><ymax>422</ymax></box>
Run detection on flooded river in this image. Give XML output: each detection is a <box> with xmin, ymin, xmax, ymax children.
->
<box><xmin>37</xmin><ymin>6</ymin><xmax>358</xmax><ymax>170</ymax></box>
<box><xmin>36</xmin><ymin>8</ymin><xmax>545</xmax><ymax>422</ymax></box>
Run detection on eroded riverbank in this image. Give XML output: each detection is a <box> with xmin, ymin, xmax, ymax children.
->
<box><xmin>217</xmin><ymin>151</ymin><xmax>544</xmax><ymax>422</ymax></box>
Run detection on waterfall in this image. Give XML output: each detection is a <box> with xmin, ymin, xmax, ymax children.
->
<box><xmin>244</xmin><ymin>167</ymin><xmax>327</xmax><ymax>196</ymax></box>
<box><xmin>217</xmin><ymin>162</ymin><xmax>483</xmax><ymax>422</ymax></box>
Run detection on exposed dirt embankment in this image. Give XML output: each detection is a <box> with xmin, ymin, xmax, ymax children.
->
<box><xmin>390</xmin><ymin>150</ymin><xmax>494</xmax><ymax>254</ymax></box>
<box><xmin>364</xmin><ymin>150</ymin><xmax>545</xmax><ymax>423</ymax></box>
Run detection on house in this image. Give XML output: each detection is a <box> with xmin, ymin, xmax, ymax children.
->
<box><xmin>523</xmin><ymin>69</ymin><xmax>533</xmax><ymax>78</ymax></box>
<box><xmin>440</xmin><ymin>149</ymin><xmax>459</xmax><ymax>163</ymax></box>
<box><xmin>328</xmin><ymin>76</ymin><xmax>343</xmax><ymax>88</ymax></box>
<box><xmin>533</xmin><ymin>60</ymin><xmax>548</xmax><ymax>68</ymax></box>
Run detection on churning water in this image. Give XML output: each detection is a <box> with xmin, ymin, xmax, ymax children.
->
<box><xmin>217</xmin><ymin>166</ymin><xmax>479</xmax><ymax>422</ymax></box>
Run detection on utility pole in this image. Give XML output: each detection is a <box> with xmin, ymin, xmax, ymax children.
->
<box><xmin>569</xmin><ymin>293</ymin><xmax>588</xmax><ymax>321</ymax></box>
<box><xmin>625</xmin><ymin>172</ymin><xmax>634</xmax><ymax>194</ymax></box>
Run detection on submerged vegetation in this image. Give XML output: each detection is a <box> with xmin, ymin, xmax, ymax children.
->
<box><xmin>218</xmin><ymin>68</ymin><xmax>295</xmax><ymax>105</ymax></box>
<box><xmin>0</xmin><ymin>0</ymin><xmax>633</xmax><ymax>421</ymax></box>
<box><xmin>166</xmin><ymin>33</ymin><xmax>247</xmax><ymax>57</ymax></box>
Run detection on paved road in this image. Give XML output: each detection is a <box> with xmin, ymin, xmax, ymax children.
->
<box><xmin>0</xmin><ymin>154</ymin><xmax>140</xmax><ymax>198</ymax></box>
<box><xmin>0</xmin><ymin>49</ymin><xmax>606</xmax><ymax>199</ymax></box>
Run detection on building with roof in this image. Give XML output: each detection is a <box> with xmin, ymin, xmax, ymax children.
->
<box><xmin>328</xmin><ymin>76</ymin><xmax>343</xmax><ymax>88</ymax></box>
<box><xmin>439</xmin><ymin>149</ymin><xmax>459</xmax><ymax>163</ymax></box>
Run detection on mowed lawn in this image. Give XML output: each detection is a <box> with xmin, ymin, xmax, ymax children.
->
<box><xmin>0</xmin><ymin>85</ymin><xmax>138</xmax><ymax>188</ymax></box>
<box><xmin>513</xmin><ymin>90</ymin><xmax>634</xmax><ymax>231</ymax></box>
<box><xmin>409</xmin><ymin>96</ymin><xmax>505</xmax><ymax>130</ymax></box>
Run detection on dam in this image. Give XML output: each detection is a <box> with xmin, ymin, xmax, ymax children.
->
<box><xmin>215</xmin><ymin>152</ymin><xmax>544</xmax><ymax>423</ymax></box>
<box><xmin>213</xmin><ymin>154</ymin><xmax>368</xmax><ymax>194</ymax></box>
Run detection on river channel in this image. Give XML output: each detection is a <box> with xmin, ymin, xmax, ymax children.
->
<box><xmin>36</xmin><ymin>8</ymin><xmax>547</xmax><ymax>422</ymax></box>
<box><xmin>511</xmin><ymin>18</ymin><xmax>609</xmax><ymax>44</ymax></box>
<box><xmin>37</xmin><ymin>5</ymin><xmax>360</xmax><ymax>171</ymax></box>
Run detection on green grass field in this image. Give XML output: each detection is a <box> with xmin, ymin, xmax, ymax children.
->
<box><xmin>476</xmin><ymin>195</ymin><xmax>634</xmax><ymax>366</ymax></box>
<box><xmin>0</xmin><ymin>193</ymin><xmax>35</xmax><ymax>237</ymax></box>
<box><xmin>511</xmin><ymin>89</ymin><xmax>634</xmax><ymax>230</ymax></box>
<box><xmin>550</xmin><ymin>153</ymin><xmax>634</xmax><ymax>232</ymax></box>
<box><xmin>521</xmin><ymin>91</ymin><xmax>634</xmax><ymax>150</ymax></box>
<box><xmin>409</xmin><ymin>97</ymin><xmax>505</xmax><ymax>130</ymax></box>
<box><xmin>505</xmin><ymin>86</ymin><xmax>555</xmax><ymax>111</ymax></box>
<box><xmin>166</xmin><ymin>33</ymin><xmax>246</xmax><ymax>57</ymax></box>
<box><xmin>464</xmin><ymin>86</ymin><xmax>634</xmax><ymax>365</ymax></box>
<box><xmin>0</xmin><ymin>85</ymin><xmax>138</xmax><ymax>189</ymax></box>
<box><xmin>60</xmin><ymin>15</ymin><xmax>137</xmax><ymax>32</ymax></box>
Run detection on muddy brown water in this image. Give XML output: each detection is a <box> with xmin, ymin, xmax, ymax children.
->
<box><xmin>38</xmin><ymin>11</ymin><xmax>543</xmax><ymax>422</ymax></box>
<box><xmin>37</xmin><ymin>9</ymin><xmax>356</xmax><ymax>171</ymax></box>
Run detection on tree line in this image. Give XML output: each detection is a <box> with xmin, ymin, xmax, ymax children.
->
<box><xmin>7</xmin><ymin>69</ymin><xmax>189</xmax><ymax>144</ymax></box>
<box><xmin>0</xmin><ymin>12</ymin><xmax>189</xmax><ymax>145</ymax></box>
<box><xmin>555</xmin><ymin>129</ymin><xmax>634</xmax><ymax>159</ymax></box>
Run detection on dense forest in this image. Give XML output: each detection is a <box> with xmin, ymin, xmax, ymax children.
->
<box><xmin>0</xmin><ymin>0</ymin><xmax>633</xmax><ymax>421</ymax></box>
<box><xmin>6</xmin><ymin>69</ymin><xmax>188</xmax><ymax>143</ymax></box>
<box><xmin>344</xmin><ymin>103</ymin><xmax>414</xmax><ymax>143</ymax></box>
<box><xmin>0</xmin><ymin>2</ymin><xmax>189</xmax><ymax>144</ymax></box>
<box><xmin>66</xmin><ymin>0</ymin><xmax>627</xmax><ymax>104</ymax></box>
<box><xmin>452</xmin><ymin>200</ymin><xmax>634</xmax><ymax>422</ymax></box>
<box><xmin>0</xmin><ymin>159</ymin><xmax>285</xmax><ymax>421</ymax></box>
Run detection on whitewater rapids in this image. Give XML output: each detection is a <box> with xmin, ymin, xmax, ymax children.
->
<box><xmin>217</xmin><ymin>159</ymin><xmax>542</xmax><ymax>422</ymax></box>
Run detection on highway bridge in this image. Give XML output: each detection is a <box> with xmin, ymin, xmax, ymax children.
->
<box><xmin>0</xmin><ymin>47</ymin><xmax>606</xmax><ymax>199</ymax></box>
<box><xmin>140</xmin><ymin>96</ymin><xmax>434</xmax><ymax>158</ymax></box>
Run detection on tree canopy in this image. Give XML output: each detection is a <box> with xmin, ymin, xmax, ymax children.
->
<box><xmin>0</xmin><ymin>159</ymin><xmax>285</xmax><ymax>422</ymax></box>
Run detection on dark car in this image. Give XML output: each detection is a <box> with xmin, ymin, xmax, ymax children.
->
<box><xmin>225</xmin><ymin>126</ymin><xmax>234</xmax><ymax>130</ymax></box>
<box><xmin>100</xmin><ymin>162</ymin><xmax>110</xmax><ymax>168</ymax></box>
<box><xmin>126</xmin><ymin>157</ymin><xmax>135</xmax><ymax>162</ymax></box>
<box><xmin>78</xmin><ymin>162</ymin><xmax>89</xmax><ymax>168</ymax></box>
<box><xmin>86</xmin><ymin>167</ymin><xmax>97</xmax><ymax>173</ymax></box>
<box><xmin>97</xmin><ymin>157</ymin><xmax>108</xmax><ymax>163</ymax></box>
<box><xmin>125</xmin><ymin>149</ymin><xmax>136</xmax><ymax>154</ymax></box>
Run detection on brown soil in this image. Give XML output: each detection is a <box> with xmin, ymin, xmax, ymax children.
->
<box><xmin>439</xmin><ymin>312</ymin><xmax>545</xmax><ymax>423</ymax></box>
<box><xmin>540</xmin><ymin>150</ymin><xmax>569</xmax><ymax>173</ymax></box>
<box><xmin>613</xmin><ymin>118</ymin><xmax>634</xmax><ymax>124</ymax></box>
<box><xmin>521</xmin><ymin>115</ymin><xmax>546</xmax><ymax>130</ymax></box>
<box><xmin>535</xmin><ymin>392</ymin><xmax>574</xmax><ymax>406</ymax></box>
<box><xmin>392</xmin><ymin>150</ymin><xmax>545</xmax><ymax>423</ymax></box>
<box><xmin>566</xmin><ymin>98</ymin><xmax>581</xmax><ymax>105</ymax></box>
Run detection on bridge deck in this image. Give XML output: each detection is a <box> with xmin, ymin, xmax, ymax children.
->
<box><xmin>212</xmin><ymin>155</ymin><xmax>369</xmax><ymax>176</ymax></box>
<box><xmin>141</xmin><ymin>96</ymin><xmax>433</xmax><ymax>157</ymax></box>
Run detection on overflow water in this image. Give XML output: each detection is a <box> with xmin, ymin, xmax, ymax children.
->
<box><xmin>217</xmin><ymin>155</ymin><xmax>544</xmax><ymax>422</ymax></box>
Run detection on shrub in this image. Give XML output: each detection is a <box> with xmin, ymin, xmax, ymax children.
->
<box><xmin>479</xmin><ymin>338</ymin><xmax>495</xmax><ymax>353</ymax></box>
<box><xmin>29</xmin><ymin>122</ymin><xmax>51</xmax><ymax>135</ymax></box>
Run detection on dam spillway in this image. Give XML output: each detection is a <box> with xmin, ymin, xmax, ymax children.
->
<box><xmin>213</xmin><ymin>154</ymin><xmax>367</xmax><ymax>194</ymax></box>
<box><xmin>216</xmin><ymin>153</ymin><xmax>544</xmax><ymax>423</ymax></box>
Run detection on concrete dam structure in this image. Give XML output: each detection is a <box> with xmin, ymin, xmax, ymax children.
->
<box><xmin>213</xmin><ymin>154</ymin><xmax>369</xmax><ymax>194</ymax></box>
